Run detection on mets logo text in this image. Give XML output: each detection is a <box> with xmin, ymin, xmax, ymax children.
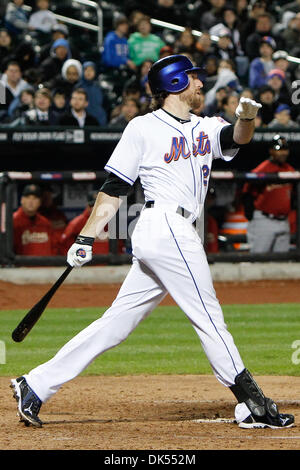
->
<box><xmin>164</xmin><ymin>132</ymin><xmax>211</xmax><ymax>163</ymax></box>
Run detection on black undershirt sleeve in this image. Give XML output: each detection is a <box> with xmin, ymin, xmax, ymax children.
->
<box><xmin>220</xmin><ymin>124</ymin><xmax>245</xmax><ymax>152</ymax></box>
<box><xmin>100</xmin><ymin>172</ymin><xmax>132</xmax><ymax>197</ymax></box>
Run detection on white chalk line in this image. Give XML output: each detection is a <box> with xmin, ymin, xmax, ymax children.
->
<box><xmin>175</xmin><ymin>434</ymin><xmax>300</xmax><ymax>440</ymax></box>
<box><xmin>191</xmin><ymin>418</ymin><xmax>235</xmax><ymax>424</ymax></box>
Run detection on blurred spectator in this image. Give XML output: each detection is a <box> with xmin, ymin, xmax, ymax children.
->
<box><xmin>266</xmin><ymin>68</ymin><xmax>291</xmax><ymax>105</ymax></box>
<box><xmin>38</xmin><ymin>37</ymin><xmax>71</xmax><ymax>82</ymax></box>
<box><xmin>268</xmin><ymin>103</ymin><xmax>299</xmax><ymax>128</ymax></box>
<box><xmin>77</xmin><ymin>61</ymin><xmax>107</xmax><ymax>126</ymax></box>
<box><xmin>200</xmin><ymin>0</ymin><xmax>227</xmax><ymax>32</ymax></box>
<box><xmin>272</xmin><ymin>49</ymin><xmax>293</xmax><ymax>90</ymax></box>
<box><xmin>46</xmin><ymin>58</ymin><xmax>82</xmax><ymax>100</ymax></box>
<box><xmin>39</xmin><ymin>185</ymin><xmax>67</xmax><ymax>252</ymax></box>
<box><xmin>242</xmin><ymin>136</ymin><xmax>295</xmax><ymax>253</ymax></box>
<box><xmin>7</xmin><ymin>86</ymin><xmax>35</xmax><ymax>121</ymax></box>
<box><xmin>245</xmin><ymin>13</ymin><xmax>276</xmax><ymax>61</ymax></box>
<box><xmin>248</xmin><ymin>36</ymin><xmax>275</xmax><ymax>90</ymax></box>
<box><xmin>128</xmin><ymin>10</ymin><xmax>146</xmax><ymax>34</ymax></box>
<box><xmin>108</xmin><ymin>97</ymin><xmax>140</xmax><ymax>129</ymax></box>
<box><xmin>239</xmin><ymin>87</ymin><xmax>255</xmax><ymax>100</ymax></box>
<box><xmin>11</xmin><ymin>38</ymin><xmax>37</xmax><ymax>73</ymax></box>
<box><xmin>153</xmin><ymin>0</ymin><xmax>183</xmax><ymax>26</ymax></box>
<box><xmin>128</xmin><ymin>16</ymin><xmax>165</xmax><ymax>66</ymax></box>
<box><xmin>211</xmin><ymin>29</ymin><xmax>237</xmax><ymax>62</ymax></box>
<box><xmin>194</xmin><ymin>32</ymin><xmax>214</xmax><ymax>66</ymax></box>
<box><xmin>28</xmin><ymin>0</ymin><xmax>57</xmax><ymax>35</ymax></box>
<box><xmin>256</xmin><ymin>84</ymin><xmax>277</xmax><ymax>125</ymax></box>
<box><xmin>204</xmin><ymin>85</ymin><xmax>228</xmax><ymax>116</ymax></box>
<box><xmin>132</xmin><ymin>58</ymin><xmax>153</xmax><ymax>95</ymax></box>
<box><xmin>219</xmin><ymin>93</ymin><xmax>239</xmax><ymax>124</ymax></box>
<box><xmin>240</xmin><ymin>0</ymin><xmax>268</xmax><ymax>51</ymax></box>
<box><xmin>234</xmin><ymin>0</ymin><xmax>249</xmax><ymax>24</ymax></box>
<box><xmin>272</xmin><ymin>50</ymin><xmax>290</xmax><ymax>74</ymax></box>
<box><xmin>0</xmin><ymin>60</ymin><xmax>29</xmax><ymax>120</ymax></box>
<box><xmin>101</xmin><ymin>15</ymin><xmax>136</xmax><ymax>71</ymax></box>
<box><xmin>159</xmin><ymin>45</ymin><xmax>174</xmax><ymax>59</ymax></box>
<box><xmin>281</xmin><ymin>0</ymin><xmax>300</xmax><ymax>16</ymax></box>
<box><xmin>39</xmin><ymin>24</ymin><xmax>80</xmax><ymax>64</ymax></box>
<box><xmin>202</xmin><ymin>56</ymin><xmax>219</xmax><ymax>92</ymax></box>
<box><xmin>22</xmin><ymin>87</ymin><xmax>59</xmax><ymax>125</ymax></box>
<box><xmin>0</xmin><ymin>29</ymin><xmax>14</xmax><ymax>72</ymax></box>
<box><xmin>50</xmin><ymin>89</ymin><xmax>67</xmax><ymax>117</ymax></box>
<box><xmin>60</xmin><ymin>190</ymin><xmax>110</xmax><ymax>256</ymax></box>
<box><xmin>174</xmin><ymin>28</ymin><xmax>197</xmax><ymax>56</ymax></box>
<box><xmin>13</xmin><ymin>184</ymin><xmax>54</xmax><ymax>256</ymax></box>
<box><xmin>282</xmin><ymin>12</ymin><xmax>300</xmax><ymax>52</ymax></box>
<box><xmin>4</xmin><ymin>0</ymin><xmax>29</xmax><ymax>36</ymax></box>
<box><xmin>59</xmin><ymin>88</ymin><xmax>99</xmax><ymax>127</ymax></box>
<box><xmin>210</xmin><ymin>6</ymin><xmax>244</xmax><ymax>57</ymax></box>
<box><xmin>109</xmin><ymin>81</ymin><xmax>142</xmax><ymax>121</ymax></box>
<box><xmin>205</xmin><ymin>59</ymin><xmax>241</xmax><ymax>108</ymax></box>
<box><xmin>0</xmin><ymin>1</ymin><xmax>9</xmax><ymax>18</ymax></box>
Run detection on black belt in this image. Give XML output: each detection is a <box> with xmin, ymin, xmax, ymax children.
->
<box><xmin>262</xmin><ymin>212</ymin><xmax>287</xmax><ymax>221</ymax></box>
<box><xmin>145</xmin><ymin>201</ymin><xmax>192</xmax><ymax>219</ymax></box>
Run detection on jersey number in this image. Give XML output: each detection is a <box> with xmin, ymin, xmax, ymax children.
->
<box><xmin>202</xmin><ymin>165</ymin><xmax>210</xmax><ymax>186</ymax></box>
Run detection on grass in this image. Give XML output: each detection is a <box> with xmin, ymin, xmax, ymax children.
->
<box><xmin>0</xmin><ymin>304</ymin><xmax>299</xmax><ymax>377</ymax></box>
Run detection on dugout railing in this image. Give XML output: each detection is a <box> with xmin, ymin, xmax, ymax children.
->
<box><xmin>1</xmin><ymin>169</ymin><xmax>300</xmax><ymax>266</ymax></box>
<box><xmin>206</xmin><ymin>170</ymin><xmax>300</xmax><ymax>263</ymax></box>
<box><xmin>0</xmin><ymin>170</ymin><xmax>134</xmax><ymax>267</ymax></box>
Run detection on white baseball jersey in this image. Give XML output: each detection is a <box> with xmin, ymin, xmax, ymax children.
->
<box><xmin>105</xmin><ymin>109</ymin><xmax>239</xmax><ymax>219</ymax></box>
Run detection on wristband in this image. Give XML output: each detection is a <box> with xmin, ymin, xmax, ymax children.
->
<box><xmin>238</xmin><ymin>117</ymin><xmax>255</xmax><ymax>121</ymax></box>
<box><xmin>75</xmin><ymin>235</ymin><xmax>95</xmax><ymax>246</ymax></box>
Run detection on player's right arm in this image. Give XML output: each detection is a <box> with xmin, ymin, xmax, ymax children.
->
<box><xmin>67</xmin><ymin>179</ymin><xmax>130</xmax><ymax>267</ymax></box>
<box><xmin>67</xmin><ymin>117</ymin><xmax>143</xmax><ymax>267</ymax></box>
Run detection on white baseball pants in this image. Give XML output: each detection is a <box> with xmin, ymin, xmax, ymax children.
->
<box><xmin>25</xmin><ymin>205</ymin><xmax>245</xmax><ymax>402</ymax></box>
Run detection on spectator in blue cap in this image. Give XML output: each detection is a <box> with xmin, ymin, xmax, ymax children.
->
<box><xmin>38</xmin><ymin>38</ymin><xmax>71</xmax><ymax>82</ymax></box>
<box><xmin>268</xmin><ymin>104</ymin><xmax>299</xmax><ymax>129</ymax></box>
<box><xmin>76</xmin><ymin>61</ymin><xmax>107</xmax><ymax>126</ymax></box>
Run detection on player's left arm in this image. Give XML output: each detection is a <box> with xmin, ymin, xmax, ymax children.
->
<box><xmin>233</xmin><ymin>97</ymin><xmax>262</xmax><ymax>145</ymax></box>
<box><xmin>219</xmin><ymin>97</ymin><xmax>262</xmax><ymax>153</ymax></box>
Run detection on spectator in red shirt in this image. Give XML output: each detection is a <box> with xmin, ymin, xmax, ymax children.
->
<box><xmin>13</xmin><ymin>184</ymin><xmax>54</xmax><ymax>256</ymax></box>
<box><xmin>39</xmin><ymin>185</ymin><xmax>68</xmax><ymax>255</ymax></box>
<box><xmin>242</xmin><ymin>135</ymin><xmax>295</xmax><ymax>253</ymax></box>
<box><xmin>60</xmin><ymin>190</ymin><xmax>110</xmax><ymax>255</ymax></box>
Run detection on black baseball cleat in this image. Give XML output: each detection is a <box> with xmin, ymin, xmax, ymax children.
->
<box><xmin>235</xmin><ymin>402</ymin><xmax>294</xmax><ymax>429</ymax></box>
<box><xmin>10</xmin><ymin>376</ymin><xmax>43</xmax><ymax>427</ymax></box>
<box><xmin>239</xmin><ymin>413</ymin><xmax>295</xmax><ymax>429</ymax></box>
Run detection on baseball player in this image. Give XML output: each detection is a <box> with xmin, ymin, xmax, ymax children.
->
<box><xmin>243</xmin><ymin>135</ymin><xmax>295</xmax><ymax>253</ymax></box>
<box><xmin>11</xmin><ymin>55</ymin><xmax>294</xmax><ymax>429</ymax></box>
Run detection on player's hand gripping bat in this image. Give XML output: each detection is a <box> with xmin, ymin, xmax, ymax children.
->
<box><xmin>12</xmin><ymin>265</ymin><xmax>73</xmax><ymax>342</ymax></box>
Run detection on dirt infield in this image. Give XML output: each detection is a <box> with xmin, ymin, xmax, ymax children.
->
<box><xmin>1</xmin><ymin>279</ymin><xmax>300</xmax><ymax>309</ymax></box>
<box><xmin>1</xmin><ymin>279</ymin><xmax>300</xmax><ymax>450</ymax></box>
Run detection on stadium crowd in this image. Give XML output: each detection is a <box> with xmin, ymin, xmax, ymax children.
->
<box><xmin>1</xmin><ymin>0</ymin><xmax>299</xmax><ymax>256</ymax></box>
<box><xmin>1</xmin><ymin>0</ymin><xmax>300</xmax><ymax>129</ymax></box>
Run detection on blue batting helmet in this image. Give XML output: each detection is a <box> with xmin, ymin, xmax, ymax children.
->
<box><xmin>148</xmin><ymin>54</ymin><xmax>206</xmax><ymax>95</ymax></box>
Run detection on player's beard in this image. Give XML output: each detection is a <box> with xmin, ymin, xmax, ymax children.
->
<box><xmin>179</xmin><ymin>88</ymin><xmax>202</xmax><ymax>110</ymax></box>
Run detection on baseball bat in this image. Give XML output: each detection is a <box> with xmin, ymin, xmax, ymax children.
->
<box><xmin>12</xmin><ymin>265</ymin><xmax>73</xmax><ymax>342</ymax></box>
